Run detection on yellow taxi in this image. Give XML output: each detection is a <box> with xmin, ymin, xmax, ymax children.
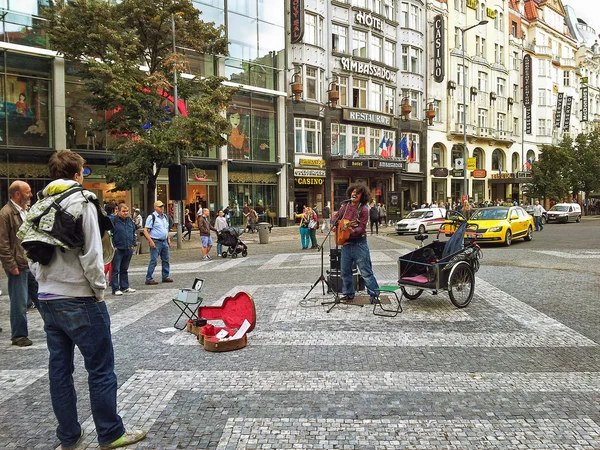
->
<box><xmin>441</xmin><ymin>206</ymin><xmax>534</xmax><ymax>246</ymax></box>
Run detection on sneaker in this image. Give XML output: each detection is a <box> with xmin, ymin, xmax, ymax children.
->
<box><xmin>61</xmin><ymin>430</ymin><xmax>85</xmax><ymax>450</ymax></box>
<box><xmin>339</xmin><ymin>295</ymin><xmax>355</xmax><ymax>302</ymax></box>
<box><xmin>12</xmin><ymin>337</ymin><xmax>32</xmax><ymax>347</ymax></box>
<box><xmin>145</xmin><ymin>280</ymin><xmax>158</xmax><ymax>285</ymax></box>
<box><xmin>369</xmin><ymin>295</ymin><xmax>380</xmax><ymax>304</ymax></box>
<box><xmin>99</xmin><ymin>430</ymin><xmax>147</xmax><ymax>449</ymax></box>
<box><xmin>122</xmin><ymin>288</ymin><xmax>136</xmax><ymax>293</ymax></box>
<box><xmin>202</xmin><ymin>256</ymin><xmax>210</xmax><ymax>261</ymax></box>
<box><xmin>162</xmin><ymin>277</ymin><xmax>174</xmax><ymax>283</ymax></box>
<box><xmin>207</xmin><ymin>255</ymin><xmax>212</xmax><ymax>260</ymax></box>
<box><xmin>113</xmin><ymin>290</ymin><xmax>123</xmax><ymax>296</ymax></box>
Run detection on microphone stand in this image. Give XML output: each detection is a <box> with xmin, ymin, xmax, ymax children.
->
<box><xmin>302</xmin><ymin>220</ymin><xmax>337</xmax><ymax>301</ymax></box>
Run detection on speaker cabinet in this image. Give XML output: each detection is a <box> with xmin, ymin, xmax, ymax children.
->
<box><xmin>168</xmin><ymin>165</ymin><xmax>188</xmax><ymax>200</ymax></box>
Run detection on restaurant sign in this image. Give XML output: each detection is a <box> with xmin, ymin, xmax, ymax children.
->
<box><xmin>294</xmin><ymin>168</ymin><xmax>326</xmax><ymax>178</ymax></box>
<box><xmin>343</xmin><ymin>108</ymin><xmax>392</xmax><ymax>126</ymax></box>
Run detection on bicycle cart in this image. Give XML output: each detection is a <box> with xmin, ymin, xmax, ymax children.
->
<box><xmin>397</xmin><ymin>214</ymin><xmax>482</xmax><ymax>308</ymax></box>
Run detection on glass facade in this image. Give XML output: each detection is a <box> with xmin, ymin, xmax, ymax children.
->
<box><xmin>0</xmin><ymin>1</ymin><xmax>50</xmax><ymax>49</ymax></box>
<box><xmin>0</xmin><ymin>51</ymin><xmax>52</xmax><ymax>148</ymax></box>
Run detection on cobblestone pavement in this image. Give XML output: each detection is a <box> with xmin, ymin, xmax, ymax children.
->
<box><xmin>1</xmin><ymin>220</ymin><xmax>600</xmax><ymax>449</ymax></box>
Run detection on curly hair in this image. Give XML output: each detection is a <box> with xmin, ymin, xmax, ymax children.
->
<box><xmin>346</xmin><ymin>182</ymin><xmax>371</xmax><ymax>205</ymax></box>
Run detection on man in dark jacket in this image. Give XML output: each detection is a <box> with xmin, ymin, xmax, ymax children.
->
<box><xmin>0</xmin><ymin>180</ymin><xmax>33</xmax><ymax>345</ymax></box>
<box><xmin>110</xmin><ymin>203</ymin><xmax>137</xmax><ymax>295</ymax></box>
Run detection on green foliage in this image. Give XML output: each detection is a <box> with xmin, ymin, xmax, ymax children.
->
<box><xmin>570</xmin><ymin>129</ymin><xmax>600</xmax><ymax>196</ymax></box>
<box><xmin>530</xmin><ymin>139</ymin><xmax>573</xmax><ymax>201</ymax></box>
<box><xmin>44</xmin><ymin>0</ymin><xmax>233</xmax><ymax>209</ymax></box>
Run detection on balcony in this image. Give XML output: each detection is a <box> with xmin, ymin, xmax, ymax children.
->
<box><xmin>477</xmin><ymin>127</ymin><xmax>492</xmax><ymax>137</ymax></box>
<box><xmin>561</xmin><ymin>58</ymin><xmax>577</xmax><ymax>68</ymax></box>
<box><xmin>477</xmin><ymin>91</ymin><xmax>489</xmax><ymax>107</ymax></box>
<box><xmin>536</xmin><ymin>45</ymin><xmax>552</xmax><ymax>57</ymax></box>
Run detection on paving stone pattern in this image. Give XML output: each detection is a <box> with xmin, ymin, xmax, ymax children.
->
<box><xmin>1</xmin><ymin>224</ymin><xmax>600</xmax><ymax>449</ymax></box>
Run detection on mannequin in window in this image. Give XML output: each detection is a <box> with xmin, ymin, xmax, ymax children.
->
<box><xmin>66</xmin><ymin>115</ymin><xmax>76</xmax><ymax>148</ymax></box>
<box><xmin>86</xmin><ymin>118</ymin><xmax>96</xmax><ymax>150</ymax></box>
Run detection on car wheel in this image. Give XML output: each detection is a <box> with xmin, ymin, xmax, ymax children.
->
<box><xmin>504</xmin><ymin>229</ymin><xmax>512</xmax><ymax>246</ymax></box>
<box><xmin>524</xmin><ymin>226</ymin><xmax>533</xmax><ymax>241</ymax></box>
<box><xmin>576</xmin><ymin>215</ymin><xmax>581</xmax><ymax>223</ymax></box>
<box><xmin>397</xmin><ymin>232</ymin><xmax>403</xmax><ymax>235</ymax></box>
<box><xmin>418</xmin><ymin>224</ymin><xmax>426</xmax><ymax>234</ymax></box>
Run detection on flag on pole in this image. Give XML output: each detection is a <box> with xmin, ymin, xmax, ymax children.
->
<box><xmin>400</xmin><ymin>135</ymin><xmax>409</xmax><ymax>159</ymax></box>
<box><xmin>498</xmin><ymin>163</ymin><xmax>503</xmax><ymax>177</ymax></box>
<box><xmin>385</xmin><ymin>139</ymin><xmax>392</xmax><ymax>159</ymax></box>
<box><xmin>379</xmin><ymin>136</ymin><xmax>387</xmax><ymax>158</ymax></box>
<box><xmin>408</xmin><ymin>140</ymin><xmax>415</xmax><ymax>162</ymax></box>
<box><xmin>353</xmin><ymin>142</ymin><xmax>359</xmax><ymax>158</ymax></box>
<box><xmin>358</xmin><ymin>137</ymin><xmax>366</xmax><ymax>154</ymax></box>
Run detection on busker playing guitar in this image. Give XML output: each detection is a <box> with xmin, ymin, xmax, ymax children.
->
<box><xmin>331</xmin><ymin>182</ymin><xmax>380</xmax><ymax>304</ymax></box>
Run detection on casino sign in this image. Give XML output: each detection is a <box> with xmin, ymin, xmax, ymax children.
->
<box><xmin>294</xmin><ymin>168</ymin><xmax>326</xmax><ymax>186</ymax></box>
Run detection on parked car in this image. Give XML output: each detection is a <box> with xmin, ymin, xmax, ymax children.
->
<box><xmin>441</xmin><ymin>206</ymin><xmax>533</xmax><ymax>246</ymax></box>
<box><xmin>395</xmin><ymin>207</ymin><xmax>447</xmax><ymax>235</ymax></box>
<box><xmin>525</xmin><ymin>205</ymin><xmax>547</xmax><ymax>224</ymax></box>
<box><xmin>546</xmin><ymin>203</ymin><xmax>581</xmax><ymax>223</ymax></box>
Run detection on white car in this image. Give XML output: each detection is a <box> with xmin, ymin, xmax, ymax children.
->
<box><xmin>395</xmin><ymin>207</ymin><xmax>447</xmax><ymax>235</ymax></box>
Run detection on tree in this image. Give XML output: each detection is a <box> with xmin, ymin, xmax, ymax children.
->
<box><xmin>44</xmin><ymin>0</ymin><xmax>235</xmax><ymax>213</ymax></box>
<box><xmin>530</xmin><ymin>138</ymin><xmax>573</xmax><ymax>202</ymax></box>
<box><xmin>570</xmin><ymin>129</ymin><xmax>600</xmax><ymax>199</ymax></box>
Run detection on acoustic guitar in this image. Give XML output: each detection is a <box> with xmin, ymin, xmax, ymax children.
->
<box><xmin>335</xmin><ymin>219</ymin><xmax>355</xmax><ymax>245</ymax></box>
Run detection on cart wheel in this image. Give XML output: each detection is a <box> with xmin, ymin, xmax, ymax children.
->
<box><xmin>232</xmin><ymin>252</ymin><xmax>238</xmax><ymax>258</ymax></box>
<box><xmin>242</xmin><ymin>250</ymin><xmax>248</xmax><ymax>257</ymax></box>
<box><xmin>221</xmin><ymin>252</ymin><xmax>228</xmax><ymax>258</ymax></box>
<box><xmin>401</xmin><ymin>286</ymin><xmax>423</xmax><ymax>300</ymax></box>
<box><xmin>448</xmin><ymin>261</ymin><xmax>474</xmax><ymax>308</ymax></box>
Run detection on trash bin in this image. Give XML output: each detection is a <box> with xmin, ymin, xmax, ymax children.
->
<box><xmin>258</xmin><ymin>222</ymin><xmax>270</xmax><ymax>244</ymax></box>
<box><xmin>137</xmin><ymin>230</ymin><xmax>150</xmax><ymax>254</ymax></box>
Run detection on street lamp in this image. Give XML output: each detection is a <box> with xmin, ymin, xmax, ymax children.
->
<box><xmin>460</xmin><ymin>20</ymin><xmax>488</xmax><ymax>201</ymax></box>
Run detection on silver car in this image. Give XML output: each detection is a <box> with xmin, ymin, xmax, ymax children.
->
<box><xmin>395</xmin><ymin>208</ymin><xmax>447</xmax><ymax>235</ymax></box>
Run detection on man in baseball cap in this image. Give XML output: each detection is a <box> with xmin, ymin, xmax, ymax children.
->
<box><xmin>142</xmin><ymin>200</ymin><xmax>173</xmax><ymax>284</ymax></box>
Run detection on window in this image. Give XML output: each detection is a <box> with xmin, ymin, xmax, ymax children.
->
<box><xmin>352</xmin><ymin>79</ymin><xmax>367</xmax><ymax>108</ymax></box>
<box><xmin>351</xmin><ymin>126</ymin><xmax>367</xmax><ymax>154</ymax></box>
<box><xmin>513</xmin><ymin>117</ymin><xmax>519</xmax><ymax>135</ymax></box>
<box><xmin>371</xmin><ymin>35</ymin><xmax>383</xmax><ymax>62</ymax></box>
<box><xmin>352</xmin><ymin>0</ymin><xmax>367</xmax><ymax>7</ymax></box>
<box><xmin>410</xmin><ymin>48</ymin><xmax>420</xmax><ymax>73</ymax></box>
<box><xmin>384</xmin><ymin>40</ymin><xmax>395</xmax><ymax>66</ymax></box>
<box><xmin>537</xmin><ymin>118</ymin><xmax>547</xmax><ymax>135</ymax></box>
<box><xmin>338</xmin><ymin>76</ymin><xmax>348</xmax><ymax>107</ymax></box>
<box><xmin>497</xmin><ymin>78</ymin><xmax>506</xmax><ymax>97</ymax></box>
<box><xmin>372</xmin><ymin>0</ymin><xmax>382</xmax><ymax>14</ymax></box>
<box><xmin>478</xmin><ymin>71</ymin><xmax>488</xmax><ymax>92</ymax></box>
<box><xmin>384</xmin><ymin>86</ymin><xmax>395</xmax><ymax>114</ymax></box>
<box><xmin>402</xmin><ymin>45</ymin><xmax>409</xmax><ymax>71</ymax></box>
<box><xmin>400</xmin><ymin>3</ymin><xmax>409</xmax><ymax>28</ymax></box>
<box><xmin>499</xmin><ymin>13</ymin><xmax>504</xmax><ymax>31</ymax></box>
<box><xmin>457</xmin><ymin>103</ymin><xmax>468</xmax><ymax>124</ymax></box>
<box><xmin>455</xmin><ymin>0</ymin><xmax>465</xmax><ymax>13</ymax></box>
<box><xmin>476</xmin><ymin>36</ymin><xmax>486</xmax><ymax>58</ymax></box>
<box><xmin>513</xmin><ymin>84</ymin><xmax>519</xmax><ymax>102</ymax></box>
<box><xmin>295</xmin><ymin>118</ymin><xmax>322</xmax><ymax>154</ymax></box>
<box><xmin>410</xmin><ymin>91</ymin><xmax>420</xmax><ymax>120</ymax></box>
<box><xmin>478</xmin><ymin>108</ymin><xmax>488</xmax><ymax>128</ymax></box>
<box><xmin>306</xmin><ymin>67</ymin><xmax>318</xmax><ymax>100</ymax></box>
<box><xmin>457</xmin><ymin>64</ymin><xmax>468</xmax><ymax>86</ymax></box>
<box><xmin>304</xmin><ymin>13</ymin><xmax>323</xmax><ymax>46</ymax></box>
<box><xmin>494</xmin><ymin>44</ymin><xmax>504</xmax><ymax>64</ymax></box>
<box><xmin>455</xmin><ymin>27</ymin><xmax>462</xmax><ymax>49</ymax></box>
<box><xmin>512</xmin><ymin>51</ymin><xmax>519</xmax><ymax>71</ymax></box>
<box><xmin>371</xmin><ymin>82</ymin><xmax>382</xmax><ymax>111</ymax></box>
<box><xmin>539</xmin><ymin>60</ymin><xmax>548</xmax><ymax>76</ymax></box>
<box><xmin>497</xmin><ymin>113</ymin><xmax>505</xmax><ymax>131</ymax></box>
<box><xmin>331</xmin><ymin>122</ymin><xmax>347</xmax><ymax>155</ymax></box>
<box><xmin>383</xmin><ymin>0</ymin><xmax>394</xmax><ymax>20</ymax></box>
<box><xmin>538</xmin><ymin>89</ymin><xmax>550</xmax><ymax>106</ymax></box>
<box><xmin>478</xmin><ymin>2</ymin><xmax>486</xmax><ymax>21</ymax></box>
<box><xmin>332</xmin><ymin>24</ymin><xmax>347</xmax><ymax>53</ymax></box>
<box><xmin>352</xmin><ymin>30</ymin><xmax>367</xmax><ymax>57</ymax></box>
<box><xmin>369</xmin><ymin>128</ymin><xmax>381</xmax><ymax>155</ymax></box>
<box><xmin>409</xmin><ymin>5</ymin><xmax>420</xmax><ymax>30</ymax></box>
<box><xmin>564</xmin><ymin>71</ymin><xmax>571</xmax><ymax>87</ymax></box>
<box><xmin>433</xmin><ymin>100</ymin><xmax>442</xmax><ymax>122</ymax></box>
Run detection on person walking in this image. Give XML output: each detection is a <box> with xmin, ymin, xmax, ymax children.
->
<box><xmin>198</xmin><ymin>208</ymin><xmax>218</xmax><ymax>261</ymax></box>
<box><xmin>533</xmin><ymin>200</ymin><xmax>544</xmax><ymax>232</ymax></box>
<box><xmin>143</xmin><ymin>200</ymin><xmax>173</xmax><ymax>285</ymax></box>
<box><xmin>214</xmin><ymin>209</ymin><xmax>228</xmax><ymax>257</ymax></box>
<box><xmin>321</xmin><ymin>201</ymin><xmax>331</xmax><ymax>233</ymax></box>
<box><xmin>297</xmin><ymin>207</ymin><xmax>310</xmax><ymax>250</ymax></box>
<box><xmin>182</xmin><ymin>208</ymin><xmax>193</xmax><ymax>240</ymax></box>
<box><xmin>379</xmin><ymin>203</ymin><xmax>387</xmax><ymax>227</ymax></box>
<box><xmin>30</xmin><ymin>150</ymin><xmax>146</xmax><ymax>450</ymax></box>
<box><xmin>0</xmin><ymin>180</ymin><xmax>33</xmax><ymax>346</ymax></box>
<box><xmin>110</xmin><ymin>203</ymin><xmax>137</xmax><ymax>296</ymax></box>
<box><xmin>307</xmin><ymin>207</ymin><xmax>319</xmax><ymax>249</ymax></box>
<box><xmin>331</xmin><ymin>183</ymin><xmax>380</xmax><ymax>303</ymax></box>
<box><xmin>369</xmin><ymin>201</ymin><xmax>379</xmax><ymax>235</ymax></box>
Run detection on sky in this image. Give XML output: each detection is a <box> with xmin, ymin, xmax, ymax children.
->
<box><xmin>563</xmin><ymin>0</ymin><xmax>600</xmax><ymax>40</ymax></box>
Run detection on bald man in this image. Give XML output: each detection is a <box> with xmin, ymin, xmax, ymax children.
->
<box><xmin>0</xmin><ymin>180</ymin><xmax>33</xmax><ymax>346</ymax></box>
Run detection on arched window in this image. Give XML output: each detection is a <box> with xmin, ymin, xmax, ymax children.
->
<box><xmin>473</xmin><ymin>148</ymin><xmax>485</xmax><ymax>169</ymax></box>
<box><xmin>492</xmin><ymin>148</ymin><xmax>505</xmax><ymax>171</ymax></box>
<box><xmin>526</xmin><ymin>149</ymin><xmax>536</xmax><ymax>166</ymax></box>
<box><xmin>432</xmin><ymin>143</ymin><xmax>446</xmax><ymax>167</ymax></box>
<box><xmin>511</xmin><ymin>152</ymin><xmax>520</xmax><ymax>172</ymax></box>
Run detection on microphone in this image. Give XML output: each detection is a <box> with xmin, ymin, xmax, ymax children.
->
<box><xmin>341</xmin><ymin>198</ymin><xmax>353</xmax><ymax>203</ymax></box>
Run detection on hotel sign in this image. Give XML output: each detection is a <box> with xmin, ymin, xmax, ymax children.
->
<box><xmin>294</xmin><ymin>169</ymin><xmax>326</xmax><ymax>178</ymax></box>
<box><xmin>299</xmin><ymin>158</ymin><xmax>325</xmax><ymax>167</ymax></box>
<box><xmin>355</xmin><ymin>10</ymin><xmax>383</xmax><ymax>31</ymax></box>
<box><xmin>290</xmin><ymin>0</ymin><xmax>304</xmax><ymax>43</ymax></box>
<box><xmin>340</xmin><ymin>57</ymin><xmax>397</xmax><ymax>83</ymax></box>
<box><xmin>433</xmin><ymin>15</ymin><xmax>445</xmax><ymax>83</ymax></box>
<box><xmin>379</xmin><ymin>161</ymin><xmax>406</xmax><ymax>170</ymax></box>
<box><xmin>344</xmin><ymin>108</ymin><xmax>392</xmax><ymax>126</ymax></box>
<box><xmin>582</xmin><ymin>87</ymin><xmax>589</xmax><ymax>122</ymax></box>
<box><xmin>347</xmin><ymin>160</ymin><xmax>368</xmax><ymax>168</ymax></box>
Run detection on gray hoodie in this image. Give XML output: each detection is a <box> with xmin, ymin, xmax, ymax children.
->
<box><xmin>29</xmin><ymin>179</ymin><xmax>106</xmax><ymax>300</ymax></box>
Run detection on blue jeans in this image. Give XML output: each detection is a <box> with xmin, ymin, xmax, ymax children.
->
<box><xmin>146</xmin><ymin>240</ymin><xmax>170</xmax><ymax>281</ymax></box>
<box><xmin>111</xmin><ymin>248</ymin><xmax>133</xmax><ymax>293</ymax></box>
<box><xmin>534</xmin><ymin>216</ymin><xmax>543</xmax><ymax>231</ymax></box>
<box><xmin>38</xmin><ymin>297</ymin><xmax>125</xmax><ymax>447</ymax></box>
<box><xmin>299</xmin><ymin>227</ymin><xmax>310</xmax><ymax>249</ymax></box>
<box><xmin>28</xmin><ymin>270</ymin><xmax>39</xmax><ymax>309</ymax></box>
<box><xmin>340</xmin><ymin>238</ymin><xmax>379</xmax><ymax>298</ymax></box>
<box><xmin>216</xmin><ymin>241</ymin><xmax>223</xmax><ymax>255</ymax></box>
<box><xmin>6</xmin><ymin>269</ymin><xmax>29</xmax><ymax>339</ymax></box>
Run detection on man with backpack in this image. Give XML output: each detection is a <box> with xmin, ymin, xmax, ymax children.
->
<box><xmin>143</xmin><ymin>200</ymin><xmax>173</xmax><ymax>284</ymax></box>
<box><xmin>26</xmin><ymin>150</ymin><xmax>146</xmax><ymax>449</ymax></box>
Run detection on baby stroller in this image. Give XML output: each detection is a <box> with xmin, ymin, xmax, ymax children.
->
<box><xmin>218</xmin><ymin>226</ymin><xmax>248</xmax><ymax>258</ymax></box>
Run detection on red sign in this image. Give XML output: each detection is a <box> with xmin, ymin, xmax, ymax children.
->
<box><xmin>290</xmin><ymin>0</ymin><xmax>304</xmax><ymax>43</ymax></box>
<box><xmin>472</xmin><ymin>169</ymin><xmax>487</xmax><ymax>178</ymax></box>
